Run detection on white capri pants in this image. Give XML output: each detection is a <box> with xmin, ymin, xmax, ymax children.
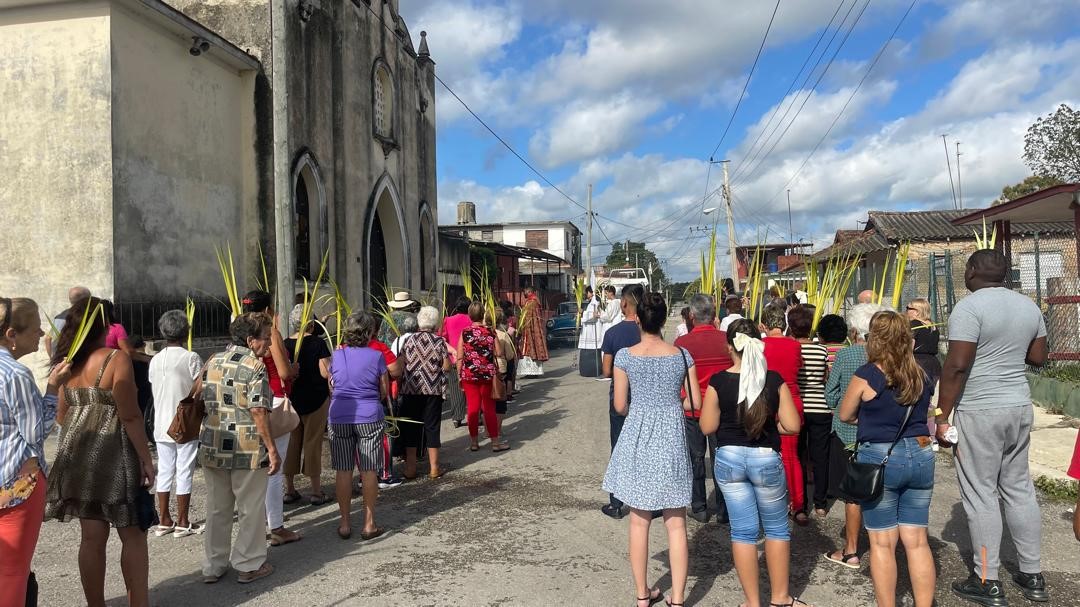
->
<box><xmin>156</xmin><ymin>440</ymin><xmax>200</xmax><ymax>495</ymax></box>
<box><xmin>266</xmin><ymin>397</ymin><xmax>292</xmax><ymax>530</ymax></box>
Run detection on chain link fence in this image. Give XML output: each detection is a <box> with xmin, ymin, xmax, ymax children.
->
<box><xmin>924</xmin><ymin>232</ymin><xmax>1079</xmax><ymax>374</ymax></box>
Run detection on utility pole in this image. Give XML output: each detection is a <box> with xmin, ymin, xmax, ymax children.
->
<box><xmin>271</xmin><ymin>0</ymin><xmax>294</xmax><ymax>316</ymax></box>
<box><xmin>786</xmin><ymin>189</ymin><xmax>793</xmax><ymax>244</ymax></box>
<box><xmin>722</xmin><ymin>160</ymin><xmax>738</xmax><ymax>285</ymax></box>
<box><xmin>955</xmin><ymin>141</ymin><xmax>963</xmax><ymax>210</ymax></box>
<box><xmin>586</xmin><ymin>184</ymin><xmax>593</xmax><ymax>286</ymax></box>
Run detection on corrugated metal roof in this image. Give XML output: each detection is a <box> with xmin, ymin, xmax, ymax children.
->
<box><xmin>867</xmin><ymin>210</ymin><xmax>1072</xmax><ymax>241</ymax></box>
<box><xmin>811</xmin><ymin>230</ymin><xmax>889</xmax><ymax>260</ymax></box>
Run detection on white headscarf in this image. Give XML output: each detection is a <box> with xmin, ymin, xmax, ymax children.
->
<box><xmin>733</xmin><ymin>332</ymin><xmax>766</xmax><ymax>410</ymax></box>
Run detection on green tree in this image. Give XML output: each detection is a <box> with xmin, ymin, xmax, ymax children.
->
<box><xmin>993</xmin><ymin>174</ymin><xmax>1066</xmax><ymax>205</ymax></box>
<box><xmin>605</xmin><ymin>241</ymin><xmax>668</xmax><ymax>289</ymax></box>
<box><xmin>1023</xmin><ymin>104</ymin><xmax>1080</xmax><ymax>182</ymax></box>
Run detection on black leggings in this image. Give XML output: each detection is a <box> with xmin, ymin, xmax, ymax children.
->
<box><xmin>401</xmin><ymin>394</ymin><xmax>444</xmax><ymax>449</ymax></box>
<box><xmin>800</xmin><ymin>412</ymin><xmax>833</xmax><ymax>509</ymax></box>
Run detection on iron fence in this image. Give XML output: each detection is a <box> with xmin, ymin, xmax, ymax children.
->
<box><xmin>113</xmin><ymin>299</ymin><xmax>232</xmax><ymax>341</ymax></box>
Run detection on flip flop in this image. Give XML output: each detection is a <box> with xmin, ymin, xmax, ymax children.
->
<box><xmin>360</xmin><ymin>527</ymin><xmax>385</xmax><ymax>541</ymax></box>
<box><xmin>492</xmin><ymin>442</ymin><xmax>510</xmax><ymax>452</ymax></box>
<box><xmin>308</xmin><ymin>493</ymin><xmax>329</xmax><ymax>506</ymax></box>
<box><xmin>283</xmin><ymin>491</ymin><xmax>302</xmax><ymax>504</ymax></box>
<box><xmin>152</xmin><ymin>524</ymin><xmax>175</xmax><ymax>537</ymax></box>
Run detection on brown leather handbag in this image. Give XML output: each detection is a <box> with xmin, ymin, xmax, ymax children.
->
<box><xmin>167</xmin><ymin>367</ymin><xmax>206</xmax><ymax>444</ymax></box>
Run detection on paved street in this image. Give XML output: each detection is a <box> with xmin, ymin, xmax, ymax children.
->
<box><xmin>32</xmin><ymin>347</ymin><xmax>1080</xmax><ymax>606</ymax></box>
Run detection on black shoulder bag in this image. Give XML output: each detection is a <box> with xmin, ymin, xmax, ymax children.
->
<box><xmin>837</xmin><ymin>404</ymin><xmax>915</xmax><ymax>502</ymax></box>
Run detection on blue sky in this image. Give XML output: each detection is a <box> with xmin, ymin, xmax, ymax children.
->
<box><xmin>402</xmin><ymin>0</ymin><xmax>1080</xmax><ymax>280</ymax></box>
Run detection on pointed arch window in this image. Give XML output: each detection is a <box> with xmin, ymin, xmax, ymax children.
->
<box><xmin>373</xmin><ymin>63</ymin><xmax>393</xmax><ymax>138</ymax></box>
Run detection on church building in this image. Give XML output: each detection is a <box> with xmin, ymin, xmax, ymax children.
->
<box><xmin>0</xmin><ymin>0</ymin><xmax>437</xmax><ymax>329</ymax></box>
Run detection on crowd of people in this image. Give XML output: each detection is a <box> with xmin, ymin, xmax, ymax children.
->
<box><xmin>595</xmin><ymin>249</ymin><xmax>1079</xmax><ymax>607</ymax></box>
<box><xmin>1</xmin><ymin>248</ymin><xmax>1079</xmax><ymax>606</ymax></box>
<box><xmin>0</xmin><ymin>283</ymin><xmax>547</xmax><ymax>606</ymax></box>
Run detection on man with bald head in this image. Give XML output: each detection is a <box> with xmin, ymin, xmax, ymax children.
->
<box><xmin>936</xmin><ymin>250</ymin><xmax>1050</xmax><ymax>605</ymax></box>
<box><xmin>44</xmin><ymin>286</ymin><xmax>91</xmax><ymax>355</ymax></box>
<box><xmin>857</xmin><ymin>289</ymin><xmax>875</xmax><ymax>304</ymax></box>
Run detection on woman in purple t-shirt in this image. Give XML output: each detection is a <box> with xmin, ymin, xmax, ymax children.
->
<box><xmin>328</xmin><ymin>311</ymin><xmax>388</xmax><ymax>541</ymax></box>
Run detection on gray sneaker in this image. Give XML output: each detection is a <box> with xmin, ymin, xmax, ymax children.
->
<box><xmin>1011</xmin><ymin>572</ymin><xmax>1049</xmax><ymax>603</ymax></box>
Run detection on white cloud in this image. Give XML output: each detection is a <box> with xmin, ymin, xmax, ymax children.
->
<box><xmin>920</xmin><ymin>0</ymin><xmax>1079</xmax><ymax>59</ymax></box>
<box><xmin>407</xmin><ymin>1</ymin><xmax>1080</xmax><ymax>280</ymax></box>
<box><xmin>410</xmin><ymin>1</ymin><xmax>523</xmax><ymax>123</ymax></box>
<box><xmin>528</xmin><ymin>93</ymin><xmax>663</xmax><ymax>169</ymax></box>
<box><xmin>920</xmin><ymin>41</ymin><xmax>1080</xmax><ymax>124</ymax></box>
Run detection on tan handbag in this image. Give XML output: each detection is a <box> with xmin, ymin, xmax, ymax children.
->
<box><xmin>270</xmin><ymin>397</ymin><xmax>300</xmax><ymax>438</ymax></box>
<box><xmin>491</xmin><ymin>373</ymin><xmax>506</xmax><ymax>401</ymax></box>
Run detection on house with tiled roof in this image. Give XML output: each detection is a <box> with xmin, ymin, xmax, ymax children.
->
<box><xmin>803</xmin><ymin>208</ymin><xmax>1074</xmax><ymax>322</ymax></box>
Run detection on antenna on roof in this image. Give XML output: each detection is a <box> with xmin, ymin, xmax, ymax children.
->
<box><xmin>942</xmin><ymin>134</ymin><xmax>958</xmax><ymax>210</ymax></box>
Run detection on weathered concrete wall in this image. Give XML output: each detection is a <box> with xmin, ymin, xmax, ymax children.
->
<box><xmin>0</xmin><ymin>3</ymin><xmax>115</xmax><ymax>317</ymax></box>
<box><xmin>109</xmin><ymin>5</ymin><xmax>258</xmax><ymax>302</ymax></box>
<box><xmin>168</xmin><ymin>0</ymin><xmax>439</xmax><ymax>308</ymax></box>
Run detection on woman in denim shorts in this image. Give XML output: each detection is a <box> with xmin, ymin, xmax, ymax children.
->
<box><xmin>700</xmin><ymin>319</ymin><xmax>809</xmax><ymax>607</ymax></box>
<box><xmin>839</xmin><ymin>310</ymin><xmax>936</xmax><ymax>607</ymax></box>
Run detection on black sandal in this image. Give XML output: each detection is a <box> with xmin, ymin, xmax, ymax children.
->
<box><xmin>770</xmin><ymin>597</ymin><xmax>811</xmax><ymax>607</ymax></box>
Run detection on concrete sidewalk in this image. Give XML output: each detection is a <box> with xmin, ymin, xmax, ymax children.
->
<box><xmin>26</xmin><ymin>346</ymin><xmax>1080</xmax><ymax>606</ymax></box>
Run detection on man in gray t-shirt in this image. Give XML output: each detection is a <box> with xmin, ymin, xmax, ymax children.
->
<box><xmin>936</xmin><ymin>250</ymin><xmax>1050</xmax><ymax>605</ymax></box>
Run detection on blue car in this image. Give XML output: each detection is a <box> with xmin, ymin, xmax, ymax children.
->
<box><xmin>546</xmin><ymin>301</ymin><xmax>580</xmax><ymax>346</ymax></box>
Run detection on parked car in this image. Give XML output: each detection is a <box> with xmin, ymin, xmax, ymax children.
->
<box><xmin>546</xmin><ymin>301</ymin><xmax>580</xmax><ymax>347</ymax></box>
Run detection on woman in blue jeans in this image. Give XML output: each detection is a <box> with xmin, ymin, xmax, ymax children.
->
<box><xmin>700</xmin><ymin>319</ymin><xmax>809</xmax><ymax>607</ymax></box>
<box><xmin>839</xmin><ymin>310</ymin><xmax>935</xmax><ymax>607</ymax></box>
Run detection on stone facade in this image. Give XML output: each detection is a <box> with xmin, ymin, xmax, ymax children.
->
<box><xmin>0</xmin><ymin>0</ymin><xmax>437</xmax><ymax>327</ymax></box>
<box><xmin>171</xmin><ymin>0</ymin><xmax>439</xmax><ymax>305</ymax></box>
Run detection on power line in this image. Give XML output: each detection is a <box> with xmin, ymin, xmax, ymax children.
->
<box><xmin>728</xmin><ymin>0</ymin><xmax>849</xmax><ymax>183</ymax></box>
<box><xmin>358</xmin><ymin>0</ymin><xmax>661</xmax><ymax>234</ymax></box>
<box><xmin>757</xmin><ymin>0</ymin><xmax>920</xmax><ymax>209</ymax></box>
<box><xmin>732</xmin><ymin>0</ymin><xmax>871</xmax><ymax>187</ymax></box>
<box><xmin>707</xmin><ymin>0</ymin><xmax>783</xmax><ymax>161</ymax></box>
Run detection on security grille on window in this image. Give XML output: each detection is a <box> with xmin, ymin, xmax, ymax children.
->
<box><xmin>525</xmin><ymin>229</ymin><xmax>549</xmax><ymax>249</ymax></box>
<box><xmin>374</xmin><ymin>66</ymin><xmax>392</xmax><ymax>137</ymax></box>
<box><xmin>481</xmin><ymin>230</ymin><xmax>494</xmax><ymax>241</ymax></box>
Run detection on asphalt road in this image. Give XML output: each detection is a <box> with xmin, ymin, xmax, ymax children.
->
<box><xmin>31</xmin><ymin>345</ymin><xmax>1080</xmax><ymax>606</ymax></box>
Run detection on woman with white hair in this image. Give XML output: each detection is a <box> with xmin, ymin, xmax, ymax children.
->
<box><xmin>398</xmin><ymin>306</ymin><xmax>450</xmax><ymax>479</ymax></box>
<box><xmin>822</xmin><ymin>302</ymin><xmax>884</xmax><ymax>570</ymax></box>
<box><xmin>148</xmin><ymin>310</ymin><xmax>204</xmax><ymax>538</ymax></box>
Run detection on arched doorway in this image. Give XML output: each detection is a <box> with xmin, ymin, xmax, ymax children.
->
<box><xmin>367</xmin><ymin>182</ymin><xmax>407</xmax><ymax>303</ymax></box>
<box><xmin>292</xmin><ymin>153</ymin><xmax>327</xmax><ymax>280</ymax></box>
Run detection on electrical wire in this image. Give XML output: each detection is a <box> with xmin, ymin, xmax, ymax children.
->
<box><xmin>757</xmin><ymin>0</ymin><xmax>919</xmax><ymax>209</ymax></box>
<box><xmin>707</xmin><ymin>0</ymin><xmax>783</xmax><ymax>161</ymax></box>
<box><xmin>732</xmin><ymin>0</ymin><xmax>871</xmax><ymax>187</ymax></box>
<box><xmin>728</xmin><ymin>0</ymin><xmax>849</xmax><ymax>183</ymax></box>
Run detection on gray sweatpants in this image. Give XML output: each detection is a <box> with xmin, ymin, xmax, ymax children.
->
<box><xmin>954</xmin><ymin>405</ymin><xmax>1042</xmax><ymax>580</ymax></box>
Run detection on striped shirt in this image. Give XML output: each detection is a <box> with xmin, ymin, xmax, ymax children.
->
<box><xmin>825</xmin><ymin>344</ymin><xmax>866</xmax><ymax>446</ymax></box>
<box><xmin>798</xmin><ymin>342</ymin><xmax>830</xmax><ymax>414</ymax></box>
<box><xmin>0</xmin><ymin>349</ymin><xmax>58</xmax><ymax>506</ymax></box>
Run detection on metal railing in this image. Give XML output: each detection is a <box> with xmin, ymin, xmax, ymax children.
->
<box><xmin>113</xmin><ymin>299</ymin><xmax>232</xmax><ymax>340</ymax></box>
